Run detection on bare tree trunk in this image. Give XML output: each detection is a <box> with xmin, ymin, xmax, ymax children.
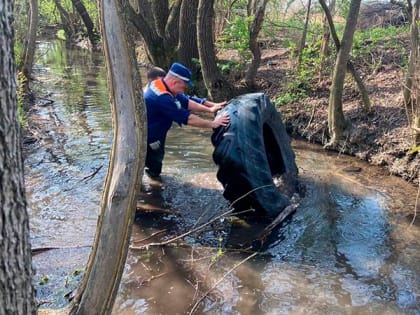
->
<box><xmin>319</xmin><ymin>0</ymin><xmax>371</xmax><ymax>113</ymax></box>
<box><xmin>179</xmin><ymin>0</ymin><xmax>200</xmax><ymax>71</ymax></box>
<box><xmin>403</xmin><ymin>0</ymin><xmax>419</xmax><ymax>111</ymax></box>
<box><xmin>71</xmin><ymin>0</ymin><xmax>97</xmax><ymax>47</ymax></box>
<box><xmin>327</xmin><ymin>0</ymin><xmax>362</xmax><ymax>145</ymax></box>
<box><xmin>53</xmin><ymin>0</ymin><xmax>76</xmax><ymax>40</ymax></box>
<box><xmin>0</xmin><ymin>0</ymin><xmax>37</xmax><ymax>313</ymax></box>
<box><xmin>244</xmin><ymin>0</ymin><xmax>269</xmax><ymax>87</ymax></box>
<box><xmin>406</xmin><ymin>0</ymin><xmax>420</xmax><ymax>146</ymax></box>
<box><xmin>127</xmin><ymin>0</ymin><xmax>181</xmax><ymax>68</ymax></box>
<box><xmin>197</xmin><ymin>0</ymin><xmax>235</xmax><ymax>100</ymax></box>
<box><xmin>20</xmin><ymin>0</ymin><xmax>38</xmax><ymax>80</ymax></box>
<box><xmin>319</xmin><ymin>0</ymin><xmax>335</xmax><ymax>73</ymax></box>
<box><xmin>69</xmin><ymin>0</ymin><xmax>146</xmax><ymax>313</ymax></box>
<box><xmin>321</xmin><ymin>0</ymin><xmax>335</xmax><ymax>67</ymax></box>
<box><xmin>297</xmin><ymin>0</ymin><xmax>312</xmax><ymax>67</ymax></box>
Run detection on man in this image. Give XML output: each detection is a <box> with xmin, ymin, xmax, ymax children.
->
<box><xmin>146</xmin><ymin>66</ymin><xmax>227</xmax><ymax>110</ymax></box>
<box><xmin>144</xmin><ymin>62</ymin><xmax>230</xmax><ymax>178</ymax></box>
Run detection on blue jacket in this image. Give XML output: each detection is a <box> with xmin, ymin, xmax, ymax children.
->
<box><xmin>144</xmin><ymin>79</ymin><xmax>190</xmax><ymax>144</ymax></box>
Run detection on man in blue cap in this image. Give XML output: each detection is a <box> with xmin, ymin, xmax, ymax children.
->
<box><xmin>146</xmin><ymin>65</ymin><xmax>227</xmax><ymax>109</ymax></box>
<box><xmin>144</xmin><ymin>62</ymin><xmax>230</xmax><ymax>179</ymax></box>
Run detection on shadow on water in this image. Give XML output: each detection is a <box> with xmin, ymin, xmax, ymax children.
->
<box><xmin>27</xmin><ymin>41</ymin><xmax>420</xmax><ymax>314</ymax></box>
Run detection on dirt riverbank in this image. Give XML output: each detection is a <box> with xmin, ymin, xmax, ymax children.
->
<box><xmin>253</xmin><ymin>45</ymin><xmax>419</xmax><ymax>185</ymax></box>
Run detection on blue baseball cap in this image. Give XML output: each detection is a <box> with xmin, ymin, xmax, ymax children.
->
<box><xmin>168</xmin><ymin>62</ymin><xmax>194</xmax><ymax>87</ymax></box>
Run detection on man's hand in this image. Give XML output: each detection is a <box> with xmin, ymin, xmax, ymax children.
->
<box><xmin>212</xmin><ymin>113</ymin><xmax>230</xmax><ymax>128</ymax></box>
<box><xmin>208</xmin><ymin>101</ymin><xmax>228</xmax><ymax>113</ymax></box>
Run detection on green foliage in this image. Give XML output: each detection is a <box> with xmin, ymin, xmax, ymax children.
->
<box><xmin>336</xmin><ymin>0</ymin><xmax>351</xmax><ymax>20</ymax></box>
<box><xmin>13</xmin><ymin>0</ymin><xmax>28</xmax><ymax>66</ymax></box>
<box><xmin>56</xmin><ymin>29</ymin><xmax>67</xmax><ymax>40</ymax></box>
<box><xmin>352</xmin><ymin>25</ymin><xmax>410</xmax><ymax>69</ymax></box>
<box><xmin>275</xmin><ymin>41</ymin><xmax>323</xmax><ymax>107</ymax></box>
<box><xmin>65</xmin><ymin>268</ymin><xmax>84</xmax><ymax>287</ymax></box>
<box><xmin>39</xmin><ymin>0</ymin><xmax>99</xmax><ymax>35</ymax></box>
<box><xmin>353</xmin><ymin>25</ymin><xmax>409</xmax><ymax>53</ymax></box>
<box><xmin>211</xmin><ymin>237</ymin><xmax>225</xmax><ymax>263</ymax></box>
<box><xmin>408</xmin><ymin>145</ymin><xmax>420</xmax><ymax>155</ymax></box>
<box><xmin>218</xmin><ymin>16</ymin><xmax>254</xmax><ymax>66</ymax></box>
<box><xmin>16</xmin><ymin>72</ymin><xmax>27</xmax><ymax>126</ymax></box>
<box><xmin>217</xmin><ymin>60</ymin><xmax>241</xmax><ymax>75</ymax></box>
<box><xmin>275</xmin><ymin>90</ymin><xmax>307</xmax><ymax>106</ymax></box>
<box><xmin>39</xmin><ymin>0</ymin><xmax>69</xmax><ymax>25</ymax></box>
<box><xmin>39</xmin><ymin>275</ymin><xmax>49</xmax><ymax>285</ymax></box>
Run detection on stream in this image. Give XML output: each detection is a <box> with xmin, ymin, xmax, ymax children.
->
<box><xmin>26</xmin><ymin>40</ymin><xmax>419</xmax><ymax>314</ymax></box>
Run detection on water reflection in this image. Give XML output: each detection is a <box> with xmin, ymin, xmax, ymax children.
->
<box><xmin>26</xmin><ymin>41</ymin><xmax>419</xmax><ymax>314</ymax></box>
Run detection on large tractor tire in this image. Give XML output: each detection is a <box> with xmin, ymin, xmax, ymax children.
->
<box><xmin>211</xmin><ymin>93</ymin><xmax>298</xmax><ymax>218</ymax></box>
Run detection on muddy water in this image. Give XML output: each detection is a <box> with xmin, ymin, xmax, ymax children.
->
<box><xmin>27</xmin><ymin>41</ymin><xmax>419</xmax><ymax>314</ymax></box>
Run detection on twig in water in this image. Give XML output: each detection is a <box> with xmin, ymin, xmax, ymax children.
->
<box><xmin>139</xmin><ymin>272</ymin><xmax>168</xmax><ymax>286</ymax></box>
<box><xmin>131</xmin><ymin>229</ymin><xmax>167</xmax><ymax>243</ymax></box>
<box><xmin>80</xmin><ymin>165</ymin><xmax>103</xmax><ymax>182</ymax></box>
<box><xmin>188</xmin><ymin>252</ymin><xmax>258</xmax><ymax>315</ymax></box>
<box><xmin>257</xmin><ymin>195</ymin><xmax>300</xmax><ymax>241</ymax></box>
<box><xmin>411</xmin><ymin>175</ymin><xmax>419</xmax><ymax>226</ymax></box>
<box><xmin>31</xmin><ymin>245</ymin><xmax>92</xmax><ymax>255</ymax></box>
<box><xmin>130</xmin><ymin>186</ymin><xmax>269</xmax><ymax>250</ymax></box>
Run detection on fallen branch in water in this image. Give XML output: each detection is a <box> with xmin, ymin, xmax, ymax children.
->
<box><xmin>131</xmin><ymin>229</ymin><xmax>167</xmax><ymax>243</ymax></box>
<box><xmin>256</xmin><ymin>194</ymin><xmax>300</xmax><ymax>242</ymax></box>
<box><xmin>31</xmin><ymin>245</ymin><xmax>92</xmax><ymax>255</ymax></box>
<box><xmin>188</xmin><ymin>251</ymin><xmax>258</xmax><ymax>315</ymax></box>
<box><xmin>139</xmin><ymin>272</ymin><xmax>168</xmax><ymax>286</ymax></box>
<box><xmin>130</xmin><ymin>186</ymin><xmax>270</xmax><ymax>250</ymax></box>
<box><xmin>129</xmin><ymin>207</ymin><xmax>243</xmax><ymax>250</ymax></box>
<box><xmin>80</xmin><ymin>165</ymin><xmax>103</xmax><ymax>182</ymax></box>
<box><xmin>411</xmin><ymin>175</ymin><xmax>419</xmax><ymax>226</ymax></box>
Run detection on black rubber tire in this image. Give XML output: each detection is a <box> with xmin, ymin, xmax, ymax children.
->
<box><xmin>211</xmin><ymin>92</ymin><xmax>298</xmax><ymax>218</ymax></box>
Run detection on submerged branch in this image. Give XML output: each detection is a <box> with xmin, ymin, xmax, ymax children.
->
<box><xmin>130</xmin><ymin>185</ymin><xmax>272</xmax><ymax>250</ymax></box>
<box><xmin>188</xmin><ymin>251</ymin><xmax>259</xmax><ymax>315</ymax></box>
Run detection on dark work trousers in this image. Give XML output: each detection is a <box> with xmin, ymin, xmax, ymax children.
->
<box><xmin>145</xmin><ymin>140</ymin><xmax>165</xmax><ymax>177</ymax></box>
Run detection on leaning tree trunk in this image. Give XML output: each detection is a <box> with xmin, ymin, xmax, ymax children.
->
<box><xmin>71</xmin><ymin>0</ymin><xmax>97</xmax><ymax>47</ymax></box>
<box><xmin>69</xmin><ymin>0</ymin><xmax>146</xmax><ymax>313</ymax></box>
<box><xmin>20</xmin><ymin>0</ymin><xmax>38</xmax><ymax>82</ymax></box>
<box><xmin>297</xmin><ymin>0</ymin><xmax>312</xmax><ymax>67</ymax></box>
<box><xmin>319</xmin><ymin>0</ymin><xmax>370</xmax><ymax>113</ymax></box>
<box><xmin>52</xmin><ymin>0</ymin><xmax>76</xmax><ymax>40</ymax></box>
<box><xmin>327</xmin><ymin>0</ymin><xmax>362</xmax><ymax>145</ymax></box>
<box><xmin>197</xmin><ymin>0</ymin><xmax>235</xmax><ymax>101</ymax></box>
<box><xmin>245</xmin><ymin>0</ymin><xmax>269</xmax><ymax>88</ymax></box>
<box><xmin>319</xmin><ymin>0</ymin><xmax>335</xmax><ymax>75</ymax></box>
<box><xmin>0</xmin><ymin>0</ymin><xmax>37</xmax><ymax>313</ymax></box>
<box><xmin>403</xmin><ymin>0</ymin><xmax>419</xmax><ymax>146</ymax></box>
<box><xmin>127</xmin><ymin>0</ymin><xmax>181</xmax><ymax>68</ymax></box>
<box><xmin>178</xmin><ymin>0</ymin><xmax>200</xmax><ymax>72</ymax></box>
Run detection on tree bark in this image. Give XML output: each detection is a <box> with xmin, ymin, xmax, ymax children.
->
<box><xmin>319</xmin><ymin>0</ymin><xmax>371</xmax><ymax>113</ymax></box>
<box><xmin>319</xmin><ymin>0</ymin><xmax>335</xmax><ymax>72</ymax></box>
<box><xmin>52</xmin><ymin>0</ymin><xmax>76</xmax><ymax>40</ymax></box>
<box><xmin>128</xmin><ymin>0</ymin><xmax>181</xmax><ymax>68</ymax></box>
<box><xmin>71</xmin><ymin>0</ymin><xmax>97</xmax><ymax>47</ymax></box>
<box><xmin>20</xmin><ymin>0</ymin><xmax>38</xmax><ymax>81</ymax></box>
<box><xmin>245</xmin><ymin>0</ymin><xmax>269</xmax><ymax>87</ymax></box>
<box><xmin>297</xmin><ymin>0</ymin><xmax>312</xmax><ymax>67</ymax></box>
<box><xmin>69</xmin><ymin>0</ymin><xmax>146</xmax><ymax>313</ymax></box>
<box><xmin>0</xmin><ymin>0</ymin><xmax>37</xmax><ymax>313</ymax></box>
<box><xmin>327</xmin><ymin>0</ymin><xmax>362</xmax><ymax>144</ymax></box>
<box><xmin>403</xmin><ymin>0</ymin><xmax>419</xmax><ymax>110</ymax></box>
<box><xmin>197</xmin><ymin>0</ymin><xmax>235</xmax><ymax>100</ymax></box>
<box><xmin>179</xmin><ymin>0</ymin><xmax>200</xmax><ymax>71</ymax></box>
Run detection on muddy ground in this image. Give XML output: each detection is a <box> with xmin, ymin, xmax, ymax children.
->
<box><xmin>252</xmin><ymin>44</ymin><xmax>419</xmax><ymax>186</ymax></box>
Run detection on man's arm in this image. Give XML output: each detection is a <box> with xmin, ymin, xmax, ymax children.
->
<box><xmin>187</xmin><ymin>113</ymin><xmax>230</xmax><ymax>129</ymax></box>
<box><xmin>188</xmin><ymin>98</ymin><xmax>228</xmax><ymax>113</ymax></box>
<box><xmin>188</xmin><ymin>99</ymin><xmax>214</xmax><ymax>113</ymax></box>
